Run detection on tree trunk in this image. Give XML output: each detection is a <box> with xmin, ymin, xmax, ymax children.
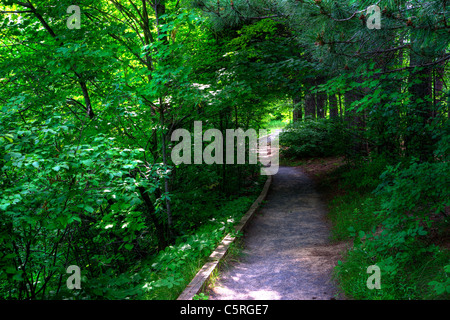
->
<box><xmin>406</xmin><ymin>50</ymin><xmax>434</xmax><ymax>159</ymax></box>
<box><xmin>434</xmin><ymin>58</ymin><xmax>445</xmax><ymax>117</ymax></box>
<box><xmin>315</xmin><ymin>92</ymin><xmax>326</xmax><ymax>118</ymax></box>
<box><xmin>293</xmin><ymin>96</ymin><xmax>302</xmax><ymax>121</ymax></box>
<box><xmin>305</xmin><ymin>93</ymin><xmax>316</xmax><ymax>119</ymax></box>
<box><xmin>159</xmin><ymin>103</ymin><xmax>173</xmax><ymax>240</ymax></box>
<box><xmin>138</xmin><ymin>186</ymin><xmax>167</xmax><ymax>251</ymax></box>
<box><xmin>79</xmin><ymin>81</ymin><xmax>95</xmax><ymax>119</ymax></box>
<box><xmin>329</xmin><ymin>94</ymin><xmax>339</xmax><ymax>118</ymax></box>
<box><xmin>345</xmin><ymin>89</ymin><xmax>367</xmax><ymax>156</ymax></box>
<box><xmin>313</xmin><ymin>77</ymin><xmax>326</xmax><ymax>118</ymax></box>
<box><xmin>154</xmin><ymin>1</ymin><xmax>173</xmax><ymax>241</ymax></box>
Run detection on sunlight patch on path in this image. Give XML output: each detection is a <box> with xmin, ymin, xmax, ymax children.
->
<box><xmin>209</xmin><ymin>165</ymin><xmax>348</xmax><ymax>300</ymax></box>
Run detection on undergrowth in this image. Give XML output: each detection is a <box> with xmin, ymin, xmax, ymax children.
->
<box><xmin>279</xmin><ymin>118</ymin><xmax>350</xmax><ymax>158</ymax></box>
<box><xmin>142</xmin><ymin>177</ymin><xmax>266</xmax><ymax>300</ymax></box>
<box><xmin>328</xmin><ymin>155</ymin><xmax>450</xmax><ymax>300</ymax></box>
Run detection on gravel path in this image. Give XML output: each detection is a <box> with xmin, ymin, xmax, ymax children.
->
<box><xmin>209</xmin><ymin>165</ymin><xmax>347</xmax><ymax>300</ymax></box>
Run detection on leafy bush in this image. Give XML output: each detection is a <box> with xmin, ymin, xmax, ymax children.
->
<box><xmin>329</xmin><ymin>193</ymin><xmax>384</xmax><ymax>241</ymax></box>
<box><xmin>428</xmin><ymin>265</ymin><xmax>450</xmax><ymax>296</ymax></box>
<box><xmin>0</xmin><ymin>129</ymin><xmax>167</xmax><ymax>299</ymax></box>
<box><xmin>279</xmin><ymin>118</ymin><xmax>350</xmax><ymax>158</ymax></box>
<box><xmin>327</xmin><ymin>155</ymin><xmax>389</xmax><ymax>240</ymax></box>
<box><xmin>376</xmin><ymin>160</ymin><xmax>450</xmax><ymax>219</ymax></box>
<box><xmin>334</xmin><ymin>159</ymin><xmax>450</xmax><ymax>299</ymax></box>
<box><xmin>143</xmin><ymin>196</ymin><xmax>256</xmax><ymax>300</ymax></box>
<box><xmin>339</xmin><ymin>155</ymin><xmax>390</xmax><ymax>191</ymax></box>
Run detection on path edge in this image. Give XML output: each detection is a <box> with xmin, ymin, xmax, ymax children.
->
<box><xmin>176</xmin><ymin>175</ymin><xmax>273</xmax><ymax>300</ymax></box>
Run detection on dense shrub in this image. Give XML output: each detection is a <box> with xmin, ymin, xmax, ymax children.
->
<box><xmin>334</xmin><ymin>158</ymin><xmax>450</xmax><ymax>299</ymax></box>
<box><xmin>339</xmin><ymin>155</ymin><xmax>390</xmax><ymax>191</ymax></box>
<box><xmin>143</xmin><ymin>196</ymin><xmax>256</xmax><ymax>300</ymax></box>
<box><xmin>279</xmin><ymin>118</ymin><xmax>350</xmax><ymax>158</ymax></box>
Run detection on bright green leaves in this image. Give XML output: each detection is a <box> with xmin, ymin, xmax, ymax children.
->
<box><xmin>339</xmin><ymin>159</ymin><xmax>450</xmax><ymax>298</ymax></box>
<box><xmin>0</xmin><ymin>0</ymin><xmax>270</xmax><ymax>301</ymax></box>
<box><xmin>4</xmin><ymin>266</ymin><xmax>24</xmax><ymax>282</ymax></box>
<box><xmin>0</xmin><ymin>134</ymin><xmax>14</xmax><ymax>143</ymax></box>
<box><xmin>280</xmin><ymin>118</ymin><xmax>351</xmax><ymax>158</ymax></box>
<box><xmin>376</xmin><ymin>160</ymin><xmax>450</xmax><ymax>218</ymax></box>
<box><xmin>0</xmin><ymin>117</ymin><xmax>166</xmax><ymax>298</ymax></box>
<box><xmin>228</xmin><ymin>19</ymin><xmax>280</xmax><ymax>50</ymax></box>
<box><xmin>79</xmin><ymin>204</ymin><xmax>95</xmax><ymax>214</ymax></box>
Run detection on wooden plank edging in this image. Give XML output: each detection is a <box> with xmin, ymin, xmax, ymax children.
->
<box><xmin>176</xmin><ymin>175</ymin><xmax>273</xmax><ymax>300</ymax></box>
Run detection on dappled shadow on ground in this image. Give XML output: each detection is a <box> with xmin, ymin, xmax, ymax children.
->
<box><xmin>208</xmin><ymin>166</ymin><xmax>350</xmax><ymax>300</ymax></box>
<box><xmin>210</xmin><ymin>242</ymin><xmax>350</xmax><ymax>300</ymax></box>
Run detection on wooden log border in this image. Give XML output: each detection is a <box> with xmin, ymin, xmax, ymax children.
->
<box><xmin>177</xmin><ymin>175</ymin><xmax>273</xmax><ymax>300</ymax></box>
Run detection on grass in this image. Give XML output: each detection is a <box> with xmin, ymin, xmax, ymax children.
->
<box><xmin>327</xmin><ymin>191</ymin><xmax>384</xmax><ymax>241</ymax></box>
<box><xmin>197</xmin><ymin>236</ymin><xmax>247</xmax><ymax>299</ymax></box>
<box><xmin>334</xmin><ymin>239</ymin><xmax>450</xmax><ymax>300</ymax></box>
<box><xmin>142</xmin><ymin>177</ymin><xmax>266</xmax><ymax>300</ymax></box>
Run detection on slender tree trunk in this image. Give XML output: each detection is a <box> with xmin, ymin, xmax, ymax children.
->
<box><xmin>407</xmin><ymin>50</ymin><xmax>434</xmax><ymax>159</ymax></box>
<box><xmin>18</xmin><ymin>2</ymin><xmax>96</xmax><ymax>120</ymax></box>
<box><xmin>434</xmin><ymin>58</ymin><xmax>445</xmax><ymax>117</ymax></box>
<box><xmin>138</xmin><ymin>186</ymin><xmax>167</xmax><ymax>251</ymax></box>
<box><xmin>305</xmin><ymin>93</ymin><xmax>316</xmax><ymax>119</ymax></box>
<box><xmin>79</xmin><ymin>81</ymin><xmax>95</xmax><ymax>119</ymax></box>
<box><xmin>159</xmin><ymin>103</ymin><xmax>173</xmax><ymax>239</ymax></box>
<box><xmin>329</xmin><ymin>94</ymin><xmax>339</xmax><ymax>118</ymax></box>
<box><xmin>345</xmin><ymin>88</ymin><xmax>366</xmax><ymax>156</ymax></box>
<box><xmin>293</xmin><ymin>96</ymin><xmax>302</xmax><ymax>121</ymax></box>
<box><xmin>313</xmin><ymin>77</ymin><xmax>326</xmax><ymax>118</ymax></box>
<box><xmin>154</xmin><ymin>1</ymin><xmax>173</xmax><ymax>240</ymax></box>
<box><xmin>315</xmin><ymin>92</ymin><xmax>326</xmax><ymax>118</ymax></box>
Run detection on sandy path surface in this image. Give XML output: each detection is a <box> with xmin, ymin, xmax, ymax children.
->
<box><xmin>209</xmin><ymin>165</ymin><xmax>347</xmax><ymax>300</ymax></box>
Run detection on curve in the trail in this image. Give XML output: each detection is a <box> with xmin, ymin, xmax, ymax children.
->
<box><xmin>209</xmin><ymin>166</ymin><xmax>346</xmax><ymax>300</ymax></box>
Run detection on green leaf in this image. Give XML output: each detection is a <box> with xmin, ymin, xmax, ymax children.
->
<box><xmin>81</xmin><ymin>159</ymin><xmax>93</xmax><ymax>167</ymax></box>
<box><xmin>6</xmin><ymin>266</ymin><xmax>17</xmax><ymax>274</ymax></box>
<box><xmin>69</xmin><ymin>215</ymin><xmax>82</xmax><ymax>223</ymax></box>
<box><xmin>12</xmin><ymin>272</ymin><xmax>24</xmax><ymax>282</ymax></box>
<box><xmin>84</xmin><ymin>205</ymin><xmax>94</xmax><ymax>213</ymax></box>
<box><xmin>417</xmin><ymin>228</ymin><xmax>427</xmax><ymax>236</ymax></box>
<box><xmin>1</xmin><ymin>134</ymin><xmax>14</xmax><ymax>143</ymax></box>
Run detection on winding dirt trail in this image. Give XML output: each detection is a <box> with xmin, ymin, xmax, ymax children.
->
<box><xmin>209</xmin><ymin>165</ymin><xmax>348</xmax><ymax>300</ymax></box>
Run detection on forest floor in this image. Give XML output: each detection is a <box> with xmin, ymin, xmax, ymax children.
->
<box><xmin>208</xmin><ymin>161</ymin><xmax>350</xmax><ymax>300</ymax></box>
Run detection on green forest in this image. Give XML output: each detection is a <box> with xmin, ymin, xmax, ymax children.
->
<box><xmin>0</xmin><ymin>0</ymin><xmax>449</xmax><ymax>301</ymax></box>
